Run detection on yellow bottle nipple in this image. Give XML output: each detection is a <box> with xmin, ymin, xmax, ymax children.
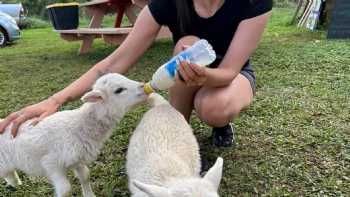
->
<box><xmin>144</xmin><ymin>82</ymin><xmax>155</xmax><ymax>95</ymax></box>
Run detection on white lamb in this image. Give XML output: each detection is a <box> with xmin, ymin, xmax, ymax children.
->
<box><xmin>126</xmin><ymin>93</ymin><xmax>224</xmax><ymax>197</ymax></box>
<box><xmin>0</xmin><ymin>73</ymin><xmax>148</xmax><ymax>197</ymax></box>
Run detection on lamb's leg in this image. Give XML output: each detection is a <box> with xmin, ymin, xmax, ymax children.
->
<box><xmin>74</xmin><ymin>165</ymin><xmax>95</xmax><ymax>197</ymax></box>
<box><xmin>48</xmin><ymin>171</ymin><xmax>71</xmax><ymax>197</ymax></box>
<box><xmin>4</xmin><ymin>171</ymin><xmax>22</xmax><ymax>187</ymax></box>
<box><xmin>0</xmin><ymin>141</ymin><xmax>21</xmax><ymax>188</ymax></box>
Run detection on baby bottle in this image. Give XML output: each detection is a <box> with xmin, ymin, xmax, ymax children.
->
<box><xmin>144</xmin><ymin>39</ymin><xmax>216</xmax><ymax>94</ymax></box>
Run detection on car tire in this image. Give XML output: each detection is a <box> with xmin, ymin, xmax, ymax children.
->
<box><xmin>0</xmin><ymin>27</ymin><xmax>8</xmax><ymax>47</ymax></box>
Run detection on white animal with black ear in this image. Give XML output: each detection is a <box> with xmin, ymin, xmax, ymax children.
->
<box><xmin>0</xmin><ymin>73</ymin><xmax>147</xmax><ymax>197</ymax></box>
<box><xmin>126</xmin><ymin>93</ymin><xmax>224</xmax><ymax>197</ymax></box>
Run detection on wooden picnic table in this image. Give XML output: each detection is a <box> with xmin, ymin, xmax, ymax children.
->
<box><xmin>57</xmin><ymin>0</ymin><xmax>171</xmax><ymax>55</ymax></box>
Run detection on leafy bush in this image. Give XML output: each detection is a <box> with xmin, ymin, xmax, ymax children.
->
<box><xmin>19</xmin><ymin>17</ymin><xmax>50</xmax><ymax>29</ymax></box>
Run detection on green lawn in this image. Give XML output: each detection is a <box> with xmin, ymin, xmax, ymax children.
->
<box><xmin>0</xmin><ymin>8</ymin><xmax>349</xmax><ymax>196</ymax></box>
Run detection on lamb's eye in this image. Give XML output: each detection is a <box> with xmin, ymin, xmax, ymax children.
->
<box><xmin>114</xmin><ymin>87</ymin><xmax>126</xmax><ymax>94</ymax></box>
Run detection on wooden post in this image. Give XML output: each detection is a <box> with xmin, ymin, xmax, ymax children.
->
<box><xmin>79</xmin><ymin>8</ymin><xmax>105</xmax><ymax>55</ymax></box>
<box><xmin>325</xmin><ymin>0</ymin><xmax>334</xmax><ymax>27</ymax></box>
<box><xmin>114</xmin><ymin>5</ymin><xmax>126</xmax><ymax>27</ymax></box>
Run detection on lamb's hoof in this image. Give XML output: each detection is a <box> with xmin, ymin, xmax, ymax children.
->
<box><xmin>5</xmin><ymin>184</ymin><xmax>17</xmax><ymax>192</ymax></box>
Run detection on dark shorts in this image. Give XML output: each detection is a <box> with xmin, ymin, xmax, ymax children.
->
<box><xmin>209</xmin><ymin>57</ymin><xmax>256</xmax><ymax>93</ymax></box>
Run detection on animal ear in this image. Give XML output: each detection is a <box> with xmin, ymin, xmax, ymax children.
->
<box><xmin>81</xmin><ymin>90</ymin><xmax>105</xmax><ymax>103</ymax></box>
<box><xmin>204</xmin><ymin>157</ymin><xmax>224</xmax><ymax>190</ymax></box>
<box><xmin>133</xmin><ymin>180</ymin><xmax>170</xmax><ymax>197</ymax></box>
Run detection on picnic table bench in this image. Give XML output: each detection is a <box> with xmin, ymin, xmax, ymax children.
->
<box><xmin>56</xmin><ymin>0</ymin><xmax>171</xmax><ymax>55</ymax></box>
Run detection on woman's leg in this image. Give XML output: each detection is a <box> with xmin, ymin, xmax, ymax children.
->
<box><xmin>194</xmin><ymin>74</ymin><xmax>254</xmax><ymax>147</ymax></box>
<box><xmin>170</xmin><ymin>35</ymin><xmax>254</xmax><ymax>147</ymax></box>
<box><xmin>169</xmin><ymin>36</ymin><xmax>201</xmax><ymax>121</ymax></box>
<box><xmin>194</xmin><ymin>74</ymin><xmax>253</xmax><ymax>126</ymax></box>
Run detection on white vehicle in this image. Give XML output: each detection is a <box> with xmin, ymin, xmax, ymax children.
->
<box><xmin>0</xmin><ymin>2</ymin><xmax>26</xmax><ymax>25</ymax></box>
<box><xmin>0</xmin><ymin>11</ymin><xmax>21</xmax><ymax>46</ymax></box>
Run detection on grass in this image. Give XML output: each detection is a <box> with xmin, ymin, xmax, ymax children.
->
<box><xmin>0</xmin><ymin>7</ymin><xmax>349</xmax><ymax>196</ymax></box>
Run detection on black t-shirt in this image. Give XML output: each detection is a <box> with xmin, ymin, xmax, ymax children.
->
<box><xmin>149</xmin><ymin>0</ymin><xmax>272</xmax><ymax>68</ymax></box>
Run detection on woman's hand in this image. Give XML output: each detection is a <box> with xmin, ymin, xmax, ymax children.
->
<box><xmin>176</xmin><ymin>60</ymin><xmax>208</xmax><ymax>86</ymax></box>
<box><xmin>0</xmin><ymin>97</ymin><xmax>62</xmax><ymax>137</ymax></box>
<box><xmin>175</xmin><ymin>44</ymin><xmax>208</xmax><ymax>86</ymax></box>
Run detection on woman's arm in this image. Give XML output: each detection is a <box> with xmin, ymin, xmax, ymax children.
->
<box><xmin>54</xmin><ymin>7</ymin><xmax>161</xmax><ymax>104</ymax></box>
<box><xmin>0</xmin><ymin>6</ymin><xmax>161</xmax><ymax>136</ymax></box>
<box><xmin>204</xmin><ymin>11</ymin><xmax>272</xmax><ymax>87</ymax></box>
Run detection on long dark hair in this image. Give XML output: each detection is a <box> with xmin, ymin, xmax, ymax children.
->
<box><xmin>175</xmin><ymin>0</ymin><xmax>192</xmax><ymax>35</ymax></box>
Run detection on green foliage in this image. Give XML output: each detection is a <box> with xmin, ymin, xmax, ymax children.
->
<box><xmin>273</xmin><ymin>0</ymin><xmax>298</xmax><ymax>8</ymax></box>
<box><xmin>19</xmin><ymin>17</ymin><xmax>50</xmax><ymax>29</ymax></box>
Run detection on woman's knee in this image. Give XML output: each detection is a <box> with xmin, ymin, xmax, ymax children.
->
<box><xmin>173</xmin><ymin>36</ymin><xmax>200</xmax><ymax>55</ymax></box>
<box><xmin>194</xmin><ymin>94</ymin><xmax>241</xmax><ymax>127</ymax></box>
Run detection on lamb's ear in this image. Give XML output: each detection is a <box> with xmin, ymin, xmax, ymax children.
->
<box><xmin>204</xmin><ymin>157</ymin><xmax>224</xmax><ymax>190</ymax></box>
<box><xmin>133</xmin><ymin>180</ymin><xmax>170</xmax><ymax>197</ymax></box>
<box><xmin>81</xmin><ymin>90</ymin><xmax>105</xmax><ymax>103</ymax></box>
